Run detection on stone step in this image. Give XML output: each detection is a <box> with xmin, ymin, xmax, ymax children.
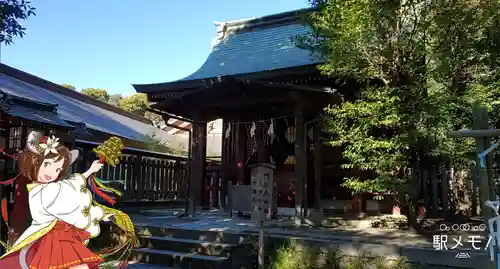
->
<box><xmin>140</xmin><ymin>235</ymin><xmax>236</xmax><ymax>256</ymax></box>
<box><xmin>131</xmin><ymin>248</ymin><xmax>229</xmax><ymax>269</ymax></box>
<box><xmin>134</xmin><ymin>223</ymin><xmax>489</xmax><ymax>269</ymax></box>
<box><xmin>135</xmin><ymin>225</ymin><xmax>250</xmax><ymax>245</ymax></box>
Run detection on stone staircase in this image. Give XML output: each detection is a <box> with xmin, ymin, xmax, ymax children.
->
<box><xmin>117</xmin><ymin>208</ymin><xmax>490</xmax><ymax>269</ymax></box>
<box><xmin>128</xmin><ymin>224</ymin><xmax>250</xmax><ymax>269</ymax></box>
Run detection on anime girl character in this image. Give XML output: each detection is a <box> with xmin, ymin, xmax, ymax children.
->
<box><xmin>0</xmin><ymin>131</ymin><xmax>118</xmax><ymax>269</ymax></box>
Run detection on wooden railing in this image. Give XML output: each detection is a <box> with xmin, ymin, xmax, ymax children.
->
<box><xmin>73</xmin><ymin>142</ymin><xmax>190</xmax><ymax>203</ymax></box>
<box><xmin>74</xmin><ymin>142</ymin><xmax>222</xmax><ymax>205</ymax></box>
<box><xmin>93</xmin><ymin>155</ymin><xmax>189</xmax><ymax>202</ymax></box>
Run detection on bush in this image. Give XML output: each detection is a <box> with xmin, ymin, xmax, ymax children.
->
<box><xmin>268</xmin><ymin>240</ymin><xmax>423</xmax><ymax>269</ymax></box>
<box><xmin>370</xmin><ymin>215</ymin><xmax>408</xmax><ymax>229</ymax></box>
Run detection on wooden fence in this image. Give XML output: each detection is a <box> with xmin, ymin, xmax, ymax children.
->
<box><xmin>416</xmin><ymin>165</ymin><xmax>477</xmax><ymax>217</ymax></box>
<box><xmin>72</xmin><ymin>143</ymin><xmax>191</xmax><ymax>203</ymax></box>
<box><xmin>94</xmin><ymin>155</ymin><xmax>188</xmax><ymax>202</ymax></box>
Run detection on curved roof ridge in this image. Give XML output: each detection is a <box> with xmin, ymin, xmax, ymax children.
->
<box><xmin>211</xmin><ymin>8</ymin><xmax>312</xmax><ymax>49</ymax></box>
<box><xmin>220</xmin><ymin>8</ymin><xmax>311</xmax><ymax>30</ymax></box>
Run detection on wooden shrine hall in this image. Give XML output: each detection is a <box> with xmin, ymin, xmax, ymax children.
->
<box><xmin>134</xmin><ymin>9</ymin><xmax>385</xmax><ymax>217</ymax></box>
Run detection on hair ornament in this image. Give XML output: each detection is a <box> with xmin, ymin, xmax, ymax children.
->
<box><xmin>38</xmin><ymin>136</ymin><xmax>60</xmax><ymax>156</ymax></box>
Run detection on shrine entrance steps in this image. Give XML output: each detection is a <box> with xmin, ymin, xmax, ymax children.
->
<box><xmin>120</xmin><ymin>208</ymin><xmax>489</xmax><ymax>269</ymax></box>
<box><xmin>128</xmin><ymin>224</ymin><xmax>248</xmax><ymax>269</ymax></box>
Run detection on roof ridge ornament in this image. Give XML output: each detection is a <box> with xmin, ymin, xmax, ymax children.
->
<box><xmin>211</xmin><ymin>21</ymin><xmax>228</xmax><ymax>49</ymax></box>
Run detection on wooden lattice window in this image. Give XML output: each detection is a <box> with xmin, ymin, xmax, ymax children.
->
<box><xmin>8</xmin><ymin>127</ymin><xmax>22</xmax><ymax>149</ymax></box>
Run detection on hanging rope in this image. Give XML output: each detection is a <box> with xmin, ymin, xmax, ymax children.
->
<box><xmin>190</xmin><ymin>114</ymin><xmax>294</xmax><ymax>124</ymax></box>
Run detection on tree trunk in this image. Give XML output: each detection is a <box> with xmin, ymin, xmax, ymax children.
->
<box><xmin>407</xmin><ymin>151</ymin><xmax>423</xmax><ymax>231</ymax></box>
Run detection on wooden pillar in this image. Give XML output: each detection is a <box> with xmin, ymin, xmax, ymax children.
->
<box><xmin>430</xmin><ymin>167</ymin><xmax>438</xmax><ymax>215</ymax></box>
<box><xmin>134</xmin><ymin>154</ymin><xmax>144</xmax><ymax>202</ymax></box>
<box><xmin>20</xmin><ymin>125</ymin><xmax>27</xmax><ymax>148</ymax></box>
<box><xmin>471</xmin><ymin>105</ymin><xmax>495</xmax><ymax>269</ymax></box>
<box><xmin>235</xmin><ymin>122</ymin><xmax>247</xmax><ymax>184</ymax></box>
<box><xmin>472</xmin><ymin>105</ymin><xmax>493</xmax><ymax>223</ymax></box>
<box><xmin>255</xmin><ymin>122</ymin><xmax>268</xmax><ymax>163</ymax></box>
<box><xmin>78</xmin><ymin>145</ymin><xmax>88</xmax><ymax>175</ymax></box>
<box><xmin>422</xmin><ymin>169</ymin><xmax>428</xmax><ymax>211</ymax></box>
<box><xmin>313</xmin><ymin>125</ymin><xmax>322</xmax><ymax>210</ymax></box>
<box><xmin>220</xmin><ymin>120</ymin><xmax>229</xmax><ymax>208</ymax></box>
<box><xmin>294</xmin><ymin>103</ymin><xmax>306</xmax><ymax>218</ymax></box>
<box><xmin>0</xmin><ymin>123</ymin><xmax>9</xmax><ymax>253</ymax></box>
<box><xmin>471</xmin><ymin>167</ymin><xmax>479</xmax><ymax>216</ymax></box>
<box><xmin>189</xmin><ymin>120</ymin><xmax>207</xmax><ymax>216</ymax></box>
<box><xmin>441</xmin><ymin>165</ymin><xmax>450</xmax><ymax>216</ymax></box>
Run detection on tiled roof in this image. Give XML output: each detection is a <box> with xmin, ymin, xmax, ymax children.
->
<box><xmin>64</xmin><ymin>120</ymin><xmax>94</xmax><ymax>138</ymax></box>
<box><xmin>134</xmin><ymin>9</ymin><xmax>322</xmax><ymax>93</ymax></box>
<box><xmin>0</xmin><ymin>66</ymin><xmax>177</xmax><ymax>145</ymax></box>
<box><xmin>0</xmin><ymin>94</ymin><xmax>75</xmax><ymax>128</ymax></box>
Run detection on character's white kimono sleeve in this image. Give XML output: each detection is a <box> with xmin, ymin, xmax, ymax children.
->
<box><xmin>39</xmin><ymin>173</ymin><xmax>105</xmax><ymax>238</ymax></box>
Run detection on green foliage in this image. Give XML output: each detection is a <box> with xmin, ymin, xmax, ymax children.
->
<box><xmin>118</xmin><ymin>93</ymin><xmax>148</xmax><ymax>116</ymax></box>
<box><xmin>326</xmin><ymin>87</ymin><xmax>406</xmax><ymax>194</ymax></box>
<box><xmin>299</xmin><ymin>0</ymin><xmax>500</xmax><ymax>198</ymax></box>
<box><xmin>0</xmin><ymin>0</ymin><xmax>35</xmax><ymax>45</ymax></box>
<box><xmin>370</xmin><ymin>215</ymin><xmax>408</xmax><ymax>229</ymax></box>
<box><xmin>268</xmin><ymin>240</ymin><xmax>414</xmax><ymax>269</ymax></box>
<box><xmin>61</xmin><ymin>84</ymin><xmax>76</xmax><ymax>90</ymax></box>
<box><xmin>80</xmin><ymin>88</ymin><xmax>110</xmax><ymax>102</ymax></box>
<box><xmin>71</xmin><ymin>87</ymin><xmax>164</xmax><ymax>125</ymax></box>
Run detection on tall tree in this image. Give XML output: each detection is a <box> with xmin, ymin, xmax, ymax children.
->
<box><xmin>0</xmin><ymin>0</ymin><xmax>35</xmax><ymax>45</ymax></box>
<box><xmin>80</xmin><ymin>88</ymin><xmax>110</xmax><ymax>102</ymax></box>
<box><xmin>299</xmin><ymin>0</ymin><xmax>431</xmax><ymax>195</ymax></box>
<box><xmin>300</xmin><ymin>0</ymin><xmax>500</xmax><ymax>224</ymax></box>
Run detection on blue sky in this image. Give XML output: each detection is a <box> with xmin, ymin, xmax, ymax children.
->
<box><xmin>2</xmin><ymin>0</ymin><xmax>309</xmax><ymax>96</ymax></box>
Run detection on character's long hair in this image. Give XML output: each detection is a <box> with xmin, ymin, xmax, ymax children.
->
<box><xmin>0</xmin><ymin>131</ymin><xmax>76</xmax><ymax>269</ymax></box>
<box><xmin>7</xmin><ymin>146</ymin><xmax>72</xmax><ymax>244</ymax></box>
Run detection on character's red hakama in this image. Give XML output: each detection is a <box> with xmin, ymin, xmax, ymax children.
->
<box><xmin>0</xmin><ymin>221</ymin><xmax>103</xmax><ymax>269</ymax></box>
